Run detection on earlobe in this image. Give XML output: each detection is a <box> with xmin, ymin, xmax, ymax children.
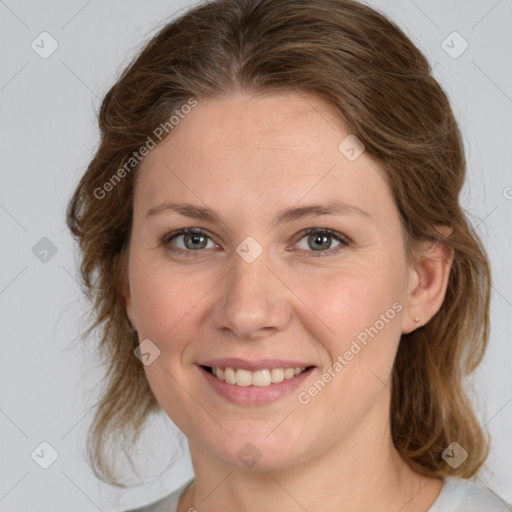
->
<box><xmin>401</xmin><ymin>229</ymin><xmax>454</xmax><ymax>334</ymax></box>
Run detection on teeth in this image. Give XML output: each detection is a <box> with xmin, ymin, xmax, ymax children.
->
<box><xmin>236</xmin><ymin>369</ymin><xmax>253</xmax><ymax>387</ymax></box>
<box><xmin>284</xmin><ymin>368</ymin><xmax>295</xmax><ymax>379</ymax></box>
<box><xmin>224</xmin><ymin>367</ymin><xmax>236</xmax><ymax>384</ymax></box>
<box><xmin>209</xmin><ymin>366</ymin><xmax>307</xmax><ymax>386</ymax></box>
<box><xmin>270</xmin><ymin>368</ymin><xmax>284</xmax><ymax>383</ymax></box>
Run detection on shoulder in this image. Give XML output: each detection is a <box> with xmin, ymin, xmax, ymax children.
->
<box><xmin>429</xmin><ymin>476</ymin><xmax>512</xmax><ymax>511</ymax></box>
<box><xmin>123</xmin><ymin>478</ymin><xmax>194</xmax><ymax>512</ymax></box>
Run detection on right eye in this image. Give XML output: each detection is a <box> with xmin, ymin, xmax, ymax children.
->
<box><xmin>162</xmin><ymin>228</ymin><xmax>218</xmax><ymax>254</ymax></box>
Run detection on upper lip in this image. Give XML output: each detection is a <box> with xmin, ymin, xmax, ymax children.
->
<box><xmin>199</xmin><ymin>358</ymin><xmax>315</xmax><ymax>371</ymax></box>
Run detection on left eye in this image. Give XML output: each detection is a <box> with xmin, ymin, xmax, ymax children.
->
<box><xmin>293</xmin><ymin>229</ymin><xmax>348</xmax><ymax>255</ymax></box>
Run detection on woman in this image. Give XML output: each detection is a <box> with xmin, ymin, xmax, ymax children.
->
<box><xmin>66</xmin><ymin>0</ymin><xmax>511</xmax><ymax>510</ymax></box>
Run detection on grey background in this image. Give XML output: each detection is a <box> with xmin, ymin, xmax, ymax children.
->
<box><xmin>1</xmin><ymin>0</ymin><xmax>511</xmax><ymax>510</ymax></box>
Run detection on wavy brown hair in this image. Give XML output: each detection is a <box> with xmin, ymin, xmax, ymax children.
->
<box><xmin>66</xmin><ymin>0</ymin><xmax>491</xmax><ymax>486</ymax></box>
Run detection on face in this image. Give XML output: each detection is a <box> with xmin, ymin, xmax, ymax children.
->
<box><xmin>124</xmin><ymin>92</ymin><xmax>418</xmax><ymax>471</ymax></box>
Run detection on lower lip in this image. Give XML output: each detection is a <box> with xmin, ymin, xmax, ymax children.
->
<box><xmin>198</xmin><ymin>366</ymin><xmax>315</xmax><ymax>406</ymax></box>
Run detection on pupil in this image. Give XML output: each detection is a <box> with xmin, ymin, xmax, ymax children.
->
<box><xmin>309</xmin><ymin>233</ymin><xmax>331</xmax><ymax>251</ymax></box>
<box><xmin>185</xmin><ymin>233</ymin><xmax>207</xmax><ymax>250</ymax></box>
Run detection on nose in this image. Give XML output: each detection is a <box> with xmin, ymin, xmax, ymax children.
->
<box><xmin>212</xmin><ymin>247</ymin><xmax>292</xmax><ymax>340</ymax></box>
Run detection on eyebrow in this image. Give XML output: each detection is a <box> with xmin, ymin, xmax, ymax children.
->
<box><xmin>145</xmin><ymin>200</ymin><xmax>371</xmax><ymax>225</ymax></box>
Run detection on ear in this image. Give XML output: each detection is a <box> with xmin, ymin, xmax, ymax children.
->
<box><xmin>401</xmin><ymin>226</ymin><xmax>454</xmax><ymax>334</ymax></box>
<box><xmin>121</xmin><ymin>275</ymin><xmax>138</xmax><ymax>332</ymax></box>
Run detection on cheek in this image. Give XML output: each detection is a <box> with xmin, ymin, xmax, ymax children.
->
<box><xmin>294</xmin><ymin>259</ymin><xmax>406</xmax><ymax>370</ymax></box>
<box><xmin>129</xmin><ymin>257</ymin><xmax>217</xmax><ymax>348</ymax></box>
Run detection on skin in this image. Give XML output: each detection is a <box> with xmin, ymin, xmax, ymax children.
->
<box><xmin>123</xmin><ymin>91</ymin><xmax>452</xmax><ymax>512</ymax></box>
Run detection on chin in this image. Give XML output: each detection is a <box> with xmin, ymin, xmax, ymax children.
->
<box><xmin>197</xmin><ymin>428</ymin><xmax>314</xmax><ymax>472</ymax></box>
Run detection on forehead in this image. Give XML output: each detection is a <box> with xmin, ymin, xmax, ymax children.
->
<box><xmin>134</xmin><ymin>92</ymin><xmax>395</xmax><ymax>223</ymax></box>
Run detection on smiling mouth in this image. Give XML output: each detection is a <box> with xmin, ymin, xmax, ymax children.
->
<box><xmin>201</xmin><ymin>365</ymin><xmax>314</xmax><ymax>386</ymax></box>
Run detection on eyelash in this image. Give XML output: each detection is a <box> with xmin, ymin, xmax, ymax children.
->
<box><xmin>161</xmin><ymin>227</ymin><xmax>351</xmax><ymax>258</ymax></box>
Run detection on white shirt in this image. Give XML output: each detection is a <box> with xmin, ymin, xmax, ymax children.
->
<box><xmin>126</xmin><ymin>476</ymin><xmax>512</xmax><ymax>511</ymax></box>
